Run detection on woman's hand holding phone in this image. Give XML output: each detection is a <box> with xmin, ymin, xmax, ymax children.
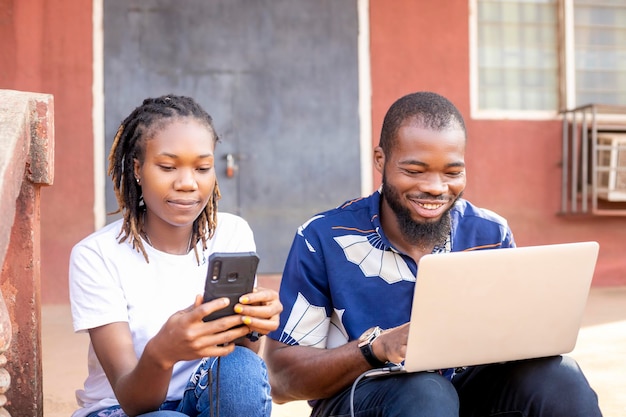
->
<box><xmin>147</xmin><ymin>295</ymin><xmax>249</xmax><ymax>369</ymax></box>
<box><xmin>233</xmin><ymin>286</ymin><xmax>283</xmax><ymax>338</ymax></box>
<box><xmin>198</xmin><ymin>252</ymin><xmax>282</xmax><ymax>349</ymax></box>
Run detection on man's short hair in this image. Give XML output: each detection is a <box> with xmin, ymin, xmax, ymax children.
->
<box><xmin>379</xmin><ymin>91</ymin><xmax>466</xmax><ymax>153</ymax></box>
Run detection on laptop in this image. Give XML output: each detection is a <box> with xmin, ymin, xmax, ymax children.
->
<box><xmin>382</xmin><ymin>241</ymin><xmax>599</xmax><ymax>375</ymax></box>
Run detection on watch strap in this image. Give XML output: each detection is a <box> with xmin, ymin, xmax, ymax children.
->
<box><xmin>359</xmin><ymin>340</ymin><xmax>387</xmax><ymax>368</ymax></box>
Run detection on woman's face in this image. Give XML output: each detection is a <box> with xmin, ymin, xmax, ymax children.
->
<box><xmin>134</xmin><ymin>118</ymin><xmax>216</xmax><ymax>231</ymax></box>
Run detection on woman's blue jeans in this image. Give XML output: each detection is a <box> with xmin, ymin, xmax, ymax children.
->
<box><xmin>311</xmin><ymin>356</ymin><xmax>602</xmax><ymax>417</ymax></box>
<box><xmin>86</xmin><ymin>346</ymin><xmax>272</xmax><ymax>417</ymax></box>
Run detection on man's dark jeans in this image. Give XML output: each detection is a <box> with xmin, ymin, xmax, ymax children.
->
<box><xmin>311</xmin><ymin>356</ymin><xmax>602</xmax><ymax>417</ymax></box>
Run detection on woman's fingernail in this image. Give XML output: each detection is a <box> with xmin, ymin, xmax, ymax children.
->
<box><xmin>242</xmin><ymin>316</ymin><xmax>252</xmax><ymax>325</ymax></box>
<box><xmin>240</xmin><ymin>296</ymin><xmax>249</xmax><ymax>304</ymax></box>
<box><xmin>234</xmin><ymin>305</ymin><xmax>243</xmax><ymax>314</ymax></box>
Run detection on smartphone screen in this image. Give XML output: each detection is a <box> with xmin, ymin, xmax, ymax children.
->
<box><xmin>202</xmin><ymin>251</ymin><xmax>259</xmax><ymax>322</ymax></box>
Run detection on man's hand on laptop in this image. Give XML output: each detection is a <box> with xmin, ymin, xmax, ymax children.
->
<box><xmin>373</xmin><ymin>323</ymin><xmax>410</xmax><ymax>365</ymax></box>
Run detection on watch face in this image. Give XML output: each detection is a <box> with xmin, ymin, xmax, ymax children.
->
<box><xmin>359</xmin><ymin>326</ymin><xmax>380</xmax><ymax>343</ymax></box>
<box><xmin>359</xmin><ymin>326</ymin><xmax>375</xmax><ymax>342</ymax></box>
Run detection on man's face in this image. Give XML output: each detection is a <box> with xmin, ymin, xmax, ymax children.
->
<box><xmin>375</xmin><ymin>124</ymin><xmax>466</xmax><ymax>245</ymax></box>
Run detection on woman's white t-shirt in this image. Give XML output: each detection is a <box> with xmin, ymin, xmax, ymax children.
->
<box><xmin>69</xmin><ymin>213</ymin><xmax>256</xmax><ymax>417</ymax></box>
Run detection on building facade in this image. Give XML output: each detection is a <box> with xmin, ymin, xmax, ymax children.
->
<box><xmin>1</xmin><ymin>0</ymin><xmax>624</xmax><ymax>303</ymax></box>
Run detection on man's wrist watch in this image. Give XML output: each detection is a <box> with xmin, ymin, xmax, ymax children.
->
<box><xmin>357</xmin><ymin>326</ymin><xmax>387</xmax><ymax>368</ymax></box>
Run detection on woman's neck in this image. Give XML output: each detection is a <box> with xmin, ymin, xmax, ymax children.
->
<box><xmin>141</xmin><ymin>214</ymin><xmax>193</xmax><ymax>255</ymax></box>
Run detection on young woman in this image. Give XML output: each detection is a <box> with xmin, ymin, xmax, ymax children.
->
<box><xmin>69</xmin><ymin>95</ymin><xmax>282</xmax><ymax>417</ymax></box>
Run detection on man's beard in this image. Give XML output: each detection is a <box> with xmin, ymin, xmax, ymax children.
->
<box><xmin>381</xmin><ymin>181</ymin><xmax>457</xmax><ymax>247</ymax></box>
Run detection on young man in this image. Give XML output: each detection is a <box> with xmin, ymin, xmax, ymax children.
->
<box><xmin>264</xmin><ymin>92</ymin><xmax>602</xmax><ymax>417</ymax></box>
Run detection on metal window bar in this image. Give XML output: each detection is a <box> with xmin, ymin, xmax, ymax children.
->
<box><xmin>560</xmin><ymin>103</ymin><xmax>626</xmax><ymax>216</ymax></box>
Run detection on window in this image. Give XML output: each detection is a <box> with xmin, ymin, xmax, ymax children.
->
<box><xmin>573</xmin><ymin>0</ymin><xmax>626</xmax><ymax>107</ymax></box>
<box><xmin>472</xmin><ymin>0</ymin><xmax>626</xmax><ymax>117</ymax></box>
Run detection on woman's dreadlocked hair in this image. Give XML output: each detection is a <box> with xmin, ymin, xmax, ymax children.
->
<box><xmin>107</xmin><ymin>94</ymin><xmax>221</xmax><ymax>264</ymax></box>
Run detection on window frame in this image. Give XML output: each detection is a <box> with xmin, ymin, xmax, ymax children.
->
<box><xmin>469</xmin><ymin>0</ymin><xmax>625</xmax><ymax>121</ymax></box>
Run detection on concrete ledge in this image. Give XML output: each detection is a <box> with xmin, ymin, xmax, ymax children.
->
<box><xmin>0</xmin><ymin>89</ymin><xmax>54</xmax><ymax>417</ymax></box>
<box><xmin>0</xmin><ymin>90</ymin><xmax>54</xmax><ymax>263</ymax></box>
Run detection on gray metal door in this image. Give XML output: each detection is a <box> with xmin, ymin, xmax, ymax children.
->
<box><xmin>104</xmin><ymin>0</ymin><xmax>360</xmax><ymax>273</ymax></box>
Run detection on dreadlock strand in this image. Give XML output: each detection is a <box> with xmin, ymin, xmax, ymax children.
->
<box><xmin>108</xmin><ymin>124</ymin><xmax>124</xmax><ymax>178</ymax></box>
<box><xmin>128</xmin><ymin>213</ymin><xmax>149</xmax><ymax>263</ymax></box>
<box><xmin>108</xmin><ymin>124</ymin><xmax>126</xmax><ymax>215</ymax></box>
<box><xmin>209</xmin><ymin>182</ymin><xmax>221</xmax><ymax>239</ymax></box>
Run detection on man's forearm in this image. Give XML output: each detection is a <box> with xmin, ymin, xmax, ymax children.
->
<box><xmin>265</xmin><ymin>340</ymin><xmax>372</xmax><ymax>403</ymax></box>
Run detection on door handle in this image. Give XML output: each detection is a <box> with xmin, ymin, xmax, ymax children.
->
<box><xmin>225</xmin><ymin>153</ymin><xmax>237</xmax><ymax>178</ymax></box>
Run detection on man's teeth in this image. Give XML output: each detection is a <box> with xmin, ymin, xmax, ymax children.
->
<box><xmin>420</xmin><ymin>203</ymin><xmax>442</xmax><ymax>210</ymax></box>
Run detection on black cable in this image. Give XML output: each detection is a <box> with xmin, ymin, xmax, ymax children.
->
<box><xmin>216</xmin><ymin>356</ymin><xmax>221</xmax><ymax>417</ymax></box>
<box><xmin>209</xmin><ymin>365</ymin><xmax>214</xmax><ymax>417</ymax></box>
<box><xmin>208</xmin><ymin>357</ymin><xmax>222</xmax><ymax>417</ymax></box>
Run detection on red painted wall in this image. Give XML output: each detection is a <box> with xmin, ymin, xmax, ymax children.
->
<box><xmin>369</xmin><ymin>0</ymin><xmax>625</xmax><ymax>286</ymax></box>
<box><xmin>0</xmin><ymin>0</ymin><xmax>622</xmax><ymax>306</ymax></box>
<box><xmin>0</xmin><ymin>0</ymin><xmax>95</xmax><ymax>302</ymax></box>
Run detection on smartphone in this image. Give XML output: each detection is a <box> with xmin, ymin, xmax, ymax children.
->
<box><xmin>202</xmin><ymin>251</ymin><xmax>259</xmax><ymax>322</ymax></box>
